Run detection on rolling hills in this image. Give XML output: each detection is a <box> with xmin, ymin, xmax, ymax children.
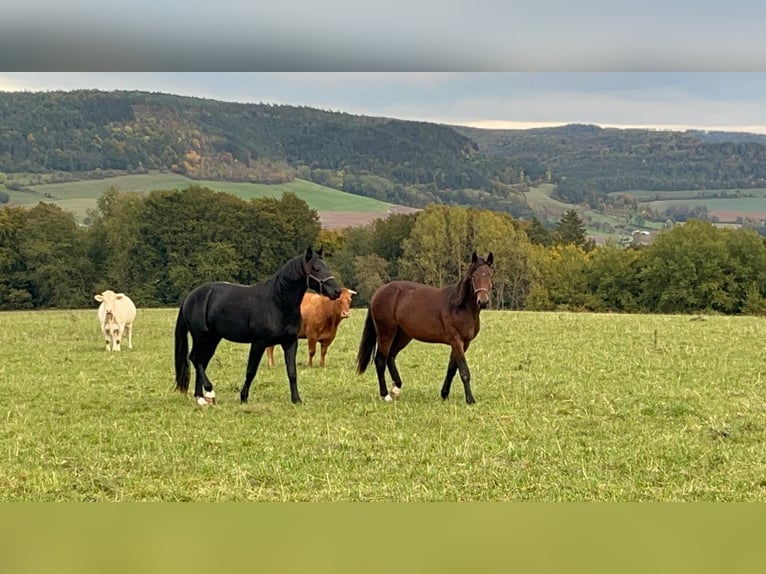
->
<box><xmin>2</xmin><ymin>89</ymin><xmax>766</xmax><ymax>238</ymax></box>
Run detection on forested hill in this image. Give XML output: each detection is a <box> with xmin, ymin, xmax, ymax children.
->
<box><xmin>0</xmin><ymin>90</ymin><xmax>529</xmax><ymax>215</ymax></box>
<box><xmin>3</xmin><ymin>90</ymin><xmax>766</xmax><ymax>215</ymax></box>
<box><xmin>453</xmin><ymin>123</ymin><xmax>766</xmax><ymax>205</ymax></box>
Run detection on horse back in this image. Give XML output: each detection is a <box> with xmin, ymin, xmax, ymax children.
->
<box><xmin>370</xmin><ymin>281</ymin><xmax>458</xmax><ymax>343</ymax></box>
<box><xmin>183</xmin><ymin>281</ymin><xmax>302</xmax><ymax>344</ymax></box>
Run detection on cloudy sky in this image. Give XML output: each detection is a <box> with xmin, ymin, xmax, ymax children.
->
<box><xmin>2</xmin><ymin>72</ymin><xmax>766</xmax><ymax>134</ymax></box>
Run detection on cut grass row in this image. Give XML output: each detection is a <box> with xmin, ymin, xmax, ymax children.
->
<box><xmin>2</xmin><ymin>308</ymin><xmax>765</xmax><ymax>501</ymax></box>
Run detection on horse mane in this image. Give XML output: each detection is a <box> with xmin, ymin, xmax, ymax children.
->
<box><xmin>450</xmin><ymin>259</ymin><xmax>481</xmax><ymax>309</ymax></box>
<box><xmin>271</xmin><ymin>254</ymin><xmax>307</xmax><ymax>297</ymax></box>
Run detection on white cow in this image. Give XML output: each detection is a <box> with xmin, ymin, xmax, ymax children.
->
<box><xmin>95</xmin><ymin>290</ymin><xmax>137</xmax><ymax>351</ymax></box>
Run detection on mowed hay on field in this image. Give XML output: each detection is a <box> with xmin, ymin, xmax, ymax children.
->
<box><xmin>1</xmin><ymin>308</ymin><xmax>765</xmax><ymax>501</ymax></box>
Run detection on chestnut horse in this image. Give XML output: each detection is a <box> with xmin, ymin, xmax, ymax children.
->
<box><xmin>356</xmin><ymin>251</ymin><xmax>494</xmax><ymax>404</ymax></box>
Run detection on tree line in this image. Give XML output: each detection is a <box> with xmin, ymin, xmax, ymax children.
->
<box><xmin>2</xmin><ymin>187</ymin><xmax>765</xmax><ymax>316</ymax></box>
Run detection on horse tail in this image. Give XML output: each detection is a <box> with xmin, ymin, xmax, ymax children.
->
<box><xmin>174</xmin><ymin>302</ymin><xmax>191</xmax><ymax>392</ymax></box>
<box><xmin>356</xmin><ymin>310</ymin><xmax>377</xmax><ymax>375</ymax></box>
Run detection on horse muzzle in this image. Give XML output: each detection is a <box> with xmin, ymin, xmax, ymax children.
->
<box><xmin>475</xmin><ymin>288</ymin><xmax>490</xmax><ymax>309</ymax></box>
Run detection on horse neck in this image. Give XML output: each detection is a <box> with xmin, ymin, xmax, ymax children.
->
<box><xmin>451</xmin><ymin>270</ymin><xmax>479</xmax><ymax>312</ymax></box>
<box><xmin>271</xmin><ymin>256</ymin><xmax>308</xmax><ymax>305</ymax></box>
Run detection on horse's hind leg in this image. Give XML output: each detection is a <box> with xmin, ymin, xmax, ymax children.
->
<box><xmin>240</xmin><ymin>342</ymin><xmax>267</xmax><ymax>404</ymax></box>
<box><xmin>189</xmin><ymin>334</ymin><xmax>221</xmax><ymax>402</ymax></box>
<box><xmin>373</xmin><ymin>350</ymin><xmax>390</xmax><ymax>400</ymax></box>
<box><xmin>386</xmin><ymin>331</ymin><xmax>412</xmax><ymax>399</ymax></box>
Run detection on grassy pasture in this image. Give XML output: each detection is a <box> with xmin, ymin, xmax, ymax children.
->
<box><xmin>2</xmin><ymin>308</ymin><xmax>766</xmax><ymax>501</ymax></box>
<box><xmin>7</xmin><ymin>172</ymin><xmax>394</xmax><ymax>223</ymax></box>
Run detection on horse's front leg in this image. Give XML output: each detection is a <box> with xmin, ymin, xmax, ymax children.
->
<box><xmin>440</xmin><ymin>353</ymin><xmax>459</xmax><ymax>400</ymax></box>
<box><xmin>240</xmin><ymin>343</ymin><xmax>266</xmax><ymax>404</ymax></box>
<box><xmin>457</xmin><ymin>355</ymin><xmax>475</xmax><ymax>404</ymax></box>
<box><xmin>282</xmin><ymin>338</ymin><xmax>302</xmax><ymax>404</ymax></box>
<box><xmin>446</xmin><ymin>340</ymin><xmax>475</xmax><ymax>404</ymax></box>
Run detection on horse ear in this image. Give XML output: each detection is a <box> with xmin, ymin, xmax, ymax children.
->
<box><xmin>486</xmin><ymin>252</ymin><xmax>494</xmax><ymax>266</ymax></box>
<box><xmin>471</xmin><ymin>251</ymin><xmax>478</xmax><ymax>264</ymax></box>
<box><xmin>317</xmin><ymin>245</ymin><xmax>324</xmax><ymax>258</ymax></box>
<box><xmin>305</xmin><ymin>246</ymin><xmax>313</xmax><ymax>261</ymax></box>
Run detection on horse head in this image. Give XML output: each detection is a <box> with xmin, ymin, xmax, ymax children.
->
<box><xmin>469</xmin><ymin>251</ymin><xmax>494</xmax><ymax>309</ymax></box>
<box><xmin>304</xmin><ymin>246</ymin><xmax>342</xmax><ymax>300</ymax></box>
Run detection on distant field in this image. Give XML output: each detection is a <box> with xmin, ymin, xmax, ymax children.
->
<box><xmin>608</xmin><ymin>188</ymin><xmax>766</xmax><ymax>222</ymax></box>
<box><xmin>644</xmin><ymin>198</ymin><xmax>766</xmax><ymax>222</ymax></box>
<box><xmin>609</xmin><ymin>188</ymin><xmax>766</xmax><ymax>201</ymax></box>
<box><xmin>2</xmin><ymin>308</ymin><xmax>766</xmax><ymax>501</ymax></box>
<box><xmin>5</xmin><ymin>172</ymin><xmax>401</xmax><ymax>227</ymax></box>
<box><xmin>528</xmin><ymin>184</ymin><xmax>765</xmax><ymax>237</ymax></box>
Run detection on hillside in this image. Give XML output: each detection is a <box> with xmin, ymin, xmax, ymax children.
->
<box><xmin>453</xmin><ymin>123</ymin><xmax>766</xmax><ymax>203</ymax></box>
<box><xmin>4</xmin><ymin>171</ymin><xmax>413</xmax><ymax>228</ymax></box>
<box><xmin>2</xmin><ymin>90</ymin><xmax>766</xmax><ymax>230</ymax></box>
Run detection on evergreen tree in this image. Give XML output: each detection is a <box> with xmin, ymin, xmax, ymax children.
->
<box><xmin>556</xmin><ymin>209</ymin><xmax>591</xmax><ymax>250</ymax></box>
<box><xmin>526</xmin><ymin>217</ymin><xmax>554</xmax><ymax>246</ymax></box>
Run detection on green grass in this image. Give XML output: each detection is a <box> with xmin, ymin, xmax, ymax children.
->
<box><xmin>7</xmin><ymin>172</ymin><xmax>394</xmax><ymax>223</ymax></box>
<box><xmin>2</xmin><ymin>308</ymin><xmax>766</xmax><ymax>501</ymax></box>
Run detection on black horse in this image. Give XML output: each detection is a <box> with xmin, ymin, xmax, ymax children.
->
<box><xmin>174</xmin><ymin>246</ymin><xmax>341</xmax><ymax>405</ymax></box>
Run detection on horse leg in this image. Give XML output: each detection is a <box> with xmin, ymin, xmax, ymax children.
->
<box><xmin>447</xmin><ymin>340</ymin><xmax>475</xmax><ymax>404</ymax></box>
<box><xmin>282</xmin><ymin>339</ymin><xmax>302</xmax><ymax>404</ymax></box>
<box><xmin>266</xmin><ymin>346</ymin><xmax>275</xmax><ymax>368</ymax></box>
<box><xmin>457</xmin><ymin>356</ymin><xmax>475</xmax><ymax>404</ymax></box>
<box><xmin>239</xmin><ymin>342</ymin><xmax>266</xmax><ymax>404</ymax></box>
<box><xmin>373</xmin><ymin>327</ymin><xmax>402</xmax><ymax>401</ymax></box>
<box><xmin>373</xmin><ymin>349</ymin><xmax>390</xmax><ymax>400</ymax></box>
<box><xmin>386</xmin><ymin>330</ymin><xmax>412</xmax><ymax>399</ymax></box>
<box><xmin>189</xmin><ymin>334</ymin><xmax>220</xmax><ymax>402</ymax></box>
<box><xmin>307</xmin><ymin>337</ymin><xmax>317</xmax><ymax>367</ymax></box>
<box><xmin>440</xmin><ymin>354</ymin><xmax>459</xmax><ymax>400</ymax></box>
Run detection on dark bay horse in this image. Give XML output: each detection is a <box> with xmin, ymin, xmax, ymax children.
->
<box><xmin>174</xmin><ymin>246</ymin><xmax>341</xmax><ymax>405</ymax></box>
<box><xmin>356</xmin><ymin>251</ymin><xmax>494</xmax><ymax>404</ymax></box>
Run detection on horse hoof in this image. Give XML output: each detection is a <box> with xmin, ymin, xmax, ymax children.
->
<box><xmin>203</xmin><ymin>390</ymin><xmax>216</xmax><ymax>405</ymax></box>
<box><xmin>382</xmin><ymin>394</ymin><xmax>393</xmax><ymax>402</ymax></box>
<box><xmin>196</xmin><ymin>397</ymin><xmax>209</xmax><ymax>407</ymax></box>
<box><xmin>390</xmin><ymin>386</ymin><xmax>401</xmax><ymax>398</ymax></box>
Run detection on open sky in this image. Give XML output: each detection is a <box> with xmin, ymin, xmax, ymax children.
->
<box><xmin>2</xmin><ymin>73</ymin><xmax>766</xmax><ymax>134</ymax></box>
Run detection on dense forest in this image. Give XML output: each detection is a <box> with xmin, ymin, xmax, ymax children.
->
<box><xmin>455</xmin><ymin>123</ymin><xmax>766</xmax><ymax>205</ymax></box>
<box><xmin>4</xmin><ymin>90</ymin><xmax>766</xmax><ymax>220</ymax></box>
<box><xmin>1</xmin><ymin>187</ymin><xmax>765</xmax><ymax>316</ymax></box>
